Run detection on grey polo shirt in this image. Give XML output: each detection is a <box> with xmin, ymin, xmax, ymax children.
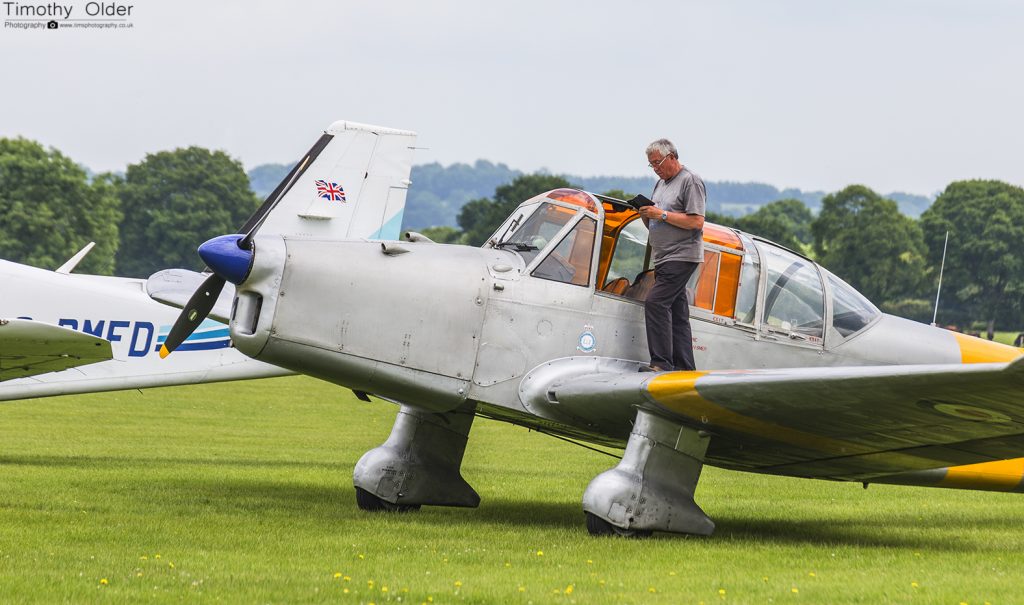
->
<box><xmin>649</xmin><ymin>166</ymin><xmax>706</xmax><ymax>264</ymax></box>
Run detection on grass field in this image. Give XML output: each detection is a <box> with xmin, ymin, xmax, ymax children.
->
<box><xmin>2</xmin><ymin>376</ymin><xmax>1023</xmax><ymax>604</ymax></box>
<box><xmin>993</xmin><ymin>331</ymin><xmax>1022</xmax><ymax>346</ymax></box>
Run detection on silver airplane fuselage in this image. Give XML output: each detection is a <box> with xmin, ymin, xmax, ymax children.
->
<box><xmin>229</xmin><ymin>230</ymin><xmax>961</xmax><ymax>451</ymax></box>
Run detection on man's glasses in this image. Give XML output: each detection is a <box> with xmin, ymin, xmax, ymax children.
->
<box><xmin>648</xmin><ymin>155</ymin><xmax>672</xmax><ymax>168</ymax></box>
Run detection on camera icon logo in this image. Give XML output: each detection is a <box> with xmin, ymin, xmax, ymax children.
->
<box><xmin>47</xmin><ymin>20</ymin><xmax>58</xmax><ymax>29</ymax></box>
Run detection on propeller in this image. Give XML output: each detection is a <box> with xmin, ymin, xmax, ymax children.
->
<box><xmin>158</xmin><ymin>272</ymin><xmax>227</xmax><ymax>358</ymax></box>
<box><xmin>160</xmin><ymin>155</ymin><xmax>312</xmax><ymax>358</ymax></box>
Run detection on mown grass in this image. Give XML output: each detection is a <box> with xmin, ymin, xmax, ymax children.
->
<box><xmin>993</xmin><ymin>331</ymin><xmax>1022</xmax><ymax>346</ymax></box>
<box><xmin>1</xmin><ymin>375</ymin><xmax>1022</xmax><ymax>603</ymax></box>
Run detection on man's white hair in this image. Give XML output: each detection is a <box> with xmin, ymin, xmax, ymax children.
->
<box><xmin>645</xmin><ymin>139</ymin><xmax>678</xmax><ymax>158</ymax></box>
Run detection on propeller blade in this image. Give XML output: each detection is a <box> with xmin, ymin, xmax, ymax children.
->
<box><xmin>238</xmin><ymin>154</ymin><xmax>311</xmax><ymax>250</ymax></box>
<box><xmin>236</xmin><ymin>134</ymin><xmax>331</xmax><ymax>245</ymax></box>
<box><xmin>159</xmin><ymin>273</ymin><xmax>226</xmax><ymax>358</ymax></box>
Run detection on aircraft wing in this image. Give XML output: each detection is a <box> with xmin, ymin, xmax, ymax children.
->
<box><xmin>545</xmin><ymin>358</ymin><xmax>1024</xmax><ymax>481</ymax></box>
<box><xmin>0</xmin><ymin>318</ymin><xmax>113</xmax><ymax>382</ymax></box>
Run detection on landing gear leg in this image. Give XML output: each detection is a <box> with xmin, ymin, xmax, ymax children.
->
<box><xmin>582</xmin><ymin>408</ymin><xmax>714</xmax><ymax>537</ymax></box>
<box><xmin>353</xmin><ymin>401</ymin><xmax>479</xmax><ymax>511</ymax></box>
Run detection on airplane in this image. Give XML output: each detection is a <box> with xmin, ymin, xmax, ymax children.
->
<box><xmin>0</xmin><ymin>120</ymin><xmax>417</xmax><ymax>401</ymax></box>
<box><xmin>168</xmin><ymin>135</ymin><xmax>1023</xmax><ymax>539</ymax></box>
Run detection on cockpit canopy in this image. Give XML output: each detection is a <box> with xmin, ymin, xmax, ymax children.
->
<box><xmin>486</xmin><ymin>189</ymin><xmax>881</xmax><ymax>347</ymax></box>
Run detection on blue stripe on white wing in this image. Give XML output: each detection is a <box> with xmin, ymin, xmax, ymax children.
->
<box><xmin>154</xmin><ymin>318</ymin><xmax>231</xmax><ymax>352</ymax></box>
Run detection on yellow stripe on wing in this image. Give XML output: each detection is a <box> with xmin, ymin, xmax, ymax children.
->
<box><xmin>940</xmin><ymin>458</ymin><xmax>1024</xmax><ymax>491</ymax></box>
<box><xmin>937</xmin><ymin>333</ymin><xmax>1023</xmax><ymax>489</ymax></box>
<box><xmin>953</xmin><ymin>332</ymin><xmax>1024</xmax><ymax>364</ymax></box>
<box><xmin>646</xmin><ymin>372</ymin><xmax>946</xmax><ymax>473</ymax></box>
<box><xmin>648</xmin><ymin>372</ymin><xmax>870</xmax><ymax>456</ymax></box>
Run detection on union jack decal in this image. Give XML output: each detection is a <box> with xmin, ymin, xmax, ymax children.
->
<box><xmin>314</xmin><ymin>179</ymin><xmax>346</xmax><ymax>202</ymax></box>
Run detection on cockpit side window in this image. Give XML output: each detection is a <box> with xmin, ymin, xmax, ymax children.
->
<box><xmin>532</xmin><ymin>217</ymin><xmax>596</xmax><ymax>287</ymax></box>
<box><xmin>692</xmin><ymin>250</ymin><xmax>720</xmax><ymax>310</ymax></box>
<box><xmin>680</xmin><ymin>247</ymin><xmax>743</xmax><ymax>318</ymax></box>
<box><xmin>826</xmin><ymin>271</ymin><xmax>880</xmax><ymax>338</ymax></box>
<box><xmin>760</xmin><ymin>245</ymin><xmax>825</xmax><ymax>341</ymax></box>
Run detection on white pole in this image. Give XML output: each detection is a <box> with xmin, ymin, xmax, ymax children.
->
<box><xmin>932</xmin><ymin>230</ymin><xmax>949</xmax><ymax>326</ymax></box>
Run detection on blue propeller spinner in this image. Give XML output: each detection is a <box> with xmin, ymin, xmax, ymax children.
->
<box><xmin>198</xmin><ymin>234</ymin><xmax>254</xmax><ymax>285</ymax></box>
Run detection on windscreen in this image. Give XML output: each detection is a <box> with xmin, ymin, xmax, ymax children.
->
<box><xmin>824</xmin><ymin>270</ymin><xmax>880</xmax><ymax>338</ymax></box>
<box><xmin>490</xmin><ymin>202</ymin><xmax>579</xmax><ymax>266</ymax></box>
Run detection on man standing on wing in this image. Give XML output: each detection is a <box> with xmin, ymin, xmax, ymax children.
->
<box><xmin>636</xmin><ymin>138</ymin><xmax>706</xmax><ymax>372</ymax></box>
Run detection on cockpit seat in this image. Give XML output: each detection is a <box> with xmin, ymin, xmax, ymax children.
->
<box><xmin>622</xmin><ymin>270</ymin><xmax>695</xmax><ymax>304</ymax></box>
<box><xmin>624</xmin><ymin>270</ymin><xmax>655</xmax><ymax>301</ymax></box>
<box><xmin>601</xmin><ymin>277</ymin><xmax>630</xmax><ymax>296</ymax></box>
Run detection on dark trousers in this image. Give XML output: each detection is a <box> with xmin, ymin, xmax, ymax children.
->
<box><xmin>644</xmin><ymin>261</ymin><xmax>700</xmax><ymax>371</ymax></box>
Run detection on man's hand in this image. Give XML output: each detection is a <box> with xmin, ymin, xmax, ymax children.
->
<box><xmin>638</xmin><ymin>205</ymin><xmax>663</xmax><ymax>221</ymax></box>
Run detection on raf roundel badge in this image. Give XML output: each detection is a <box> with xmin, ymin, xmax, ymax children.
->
<box><xmin>577</xmin><ymin>325</ymin><xmax>597</xmax><ymax>353</ymax></box>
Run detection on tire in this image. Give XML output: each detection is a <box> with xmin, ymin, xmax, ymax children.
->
<box><xmin>585</xmin><ymin>512</ymin><xmax>653</xmax><ymax>538</ymax></box>
<box><xmin>355</xmin><ymin>487</ymin><xmax>421</xmax><ymax>513</ymax></box>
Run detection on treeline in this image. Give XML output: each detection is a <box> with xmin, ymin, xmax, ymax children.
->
<box><xmin>3</xmin><ymin>138</ymin><xmax>1021</xmax><ymax>334</ymax></box>
<box><xmin>246</xmin><ymin>161</ymin><xmax>934</xmax><ymax>230</ymax></box>
<box><xmin>429</xmin><ymin>173</ymin><xmax>1024</xmax><ymax>337</ymax></box>
<box><xmin>0</xmin><ymin>138</ymin><xmax>259</xmax><ymax>278</ymax></box>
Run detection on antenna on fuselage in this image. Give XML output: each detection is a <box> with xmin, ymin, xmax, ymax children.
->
<box><xmin>931</xmin><ymin>230</ymin><xmax>949</xmax><ymax>327</ymax></box>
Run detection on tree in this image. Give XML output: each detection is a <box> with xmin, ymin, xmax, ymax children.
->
<box><xmin>734</xmin><ymin>198</ymin><xmax>813</xmax><ymax>252</ymax></box>
<box><xmin>247</xmin><ymin>162</ymin><xmax>292</xmax><ymax>199</ymax></box>
<box><xmin>403</xmin><ymin>160</ymin><xmax>523</xmax><ymax>230</ymax></box>
<box><xmin>116</xmin><ymin>147</ymin><xmax>260</xmax><ymax>277</ymax></box>
<box><xmin>0</xmin><ymin>138</ymin><xmax>120</xmax><ymax>274</ymax></box>
<box><xmin>919</xmin><ymin>180</ymin><xmax>1024</xmax><ymax>337</ymax></box>
<box><xmin>880</xmin><ymin>298</ymin><xmax>934</xmax><ymax>323</ymax></box>
<box><xmin>811</xmin><ymin>185</ymin><xmax>929</xmax><ymax>306</ymax></box>
<box><xmin>705</xmin><ymin>210</ymin><xmax>735</xmax><ymax>225</ymax></box>
<box><xmin>456</xmin><ymin>174</ymin><xmax>577</xmax><ymax>246</ymax></box>
<box><xmin>417</xmin><ymin>225</ymin><xmax>463</xmax><ymax>244</ymax></box>
<box><xmin>707</xmin><ymin>199</ymin><xmax>813</xmax><ymax>255</ymax></box>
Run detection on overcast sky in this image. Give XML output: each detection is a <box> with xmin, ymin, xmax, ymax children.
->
<box><xmin>1</xmin><ymin>0</ymin><xmax>1021</xmax><ymax>195</ymax></box>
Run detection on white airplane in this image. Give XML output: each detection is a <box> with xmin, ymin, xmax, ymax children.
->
<box><xmin>0</xmin><ymin>120</ymin><xmax>417</xmax><ymax>401</ymax></box>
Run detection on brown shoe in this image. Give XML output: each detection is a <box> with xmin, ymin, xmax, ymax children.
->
<box><xmin>638</xmin><ymin>364</ymin><xmax>670</xmax><ymax>373</ymax></box>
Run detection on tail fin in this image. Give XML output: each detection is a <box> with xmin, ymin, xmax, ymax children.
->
<box><xmin>146</xmin><ymin>121</ymin><xmax>416</xmax><ymax>312</ymax></box>
<box><xmin>248</xmin><ymin>120</ymin><xmax>417</xmax><ymax>241</ymax></box>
